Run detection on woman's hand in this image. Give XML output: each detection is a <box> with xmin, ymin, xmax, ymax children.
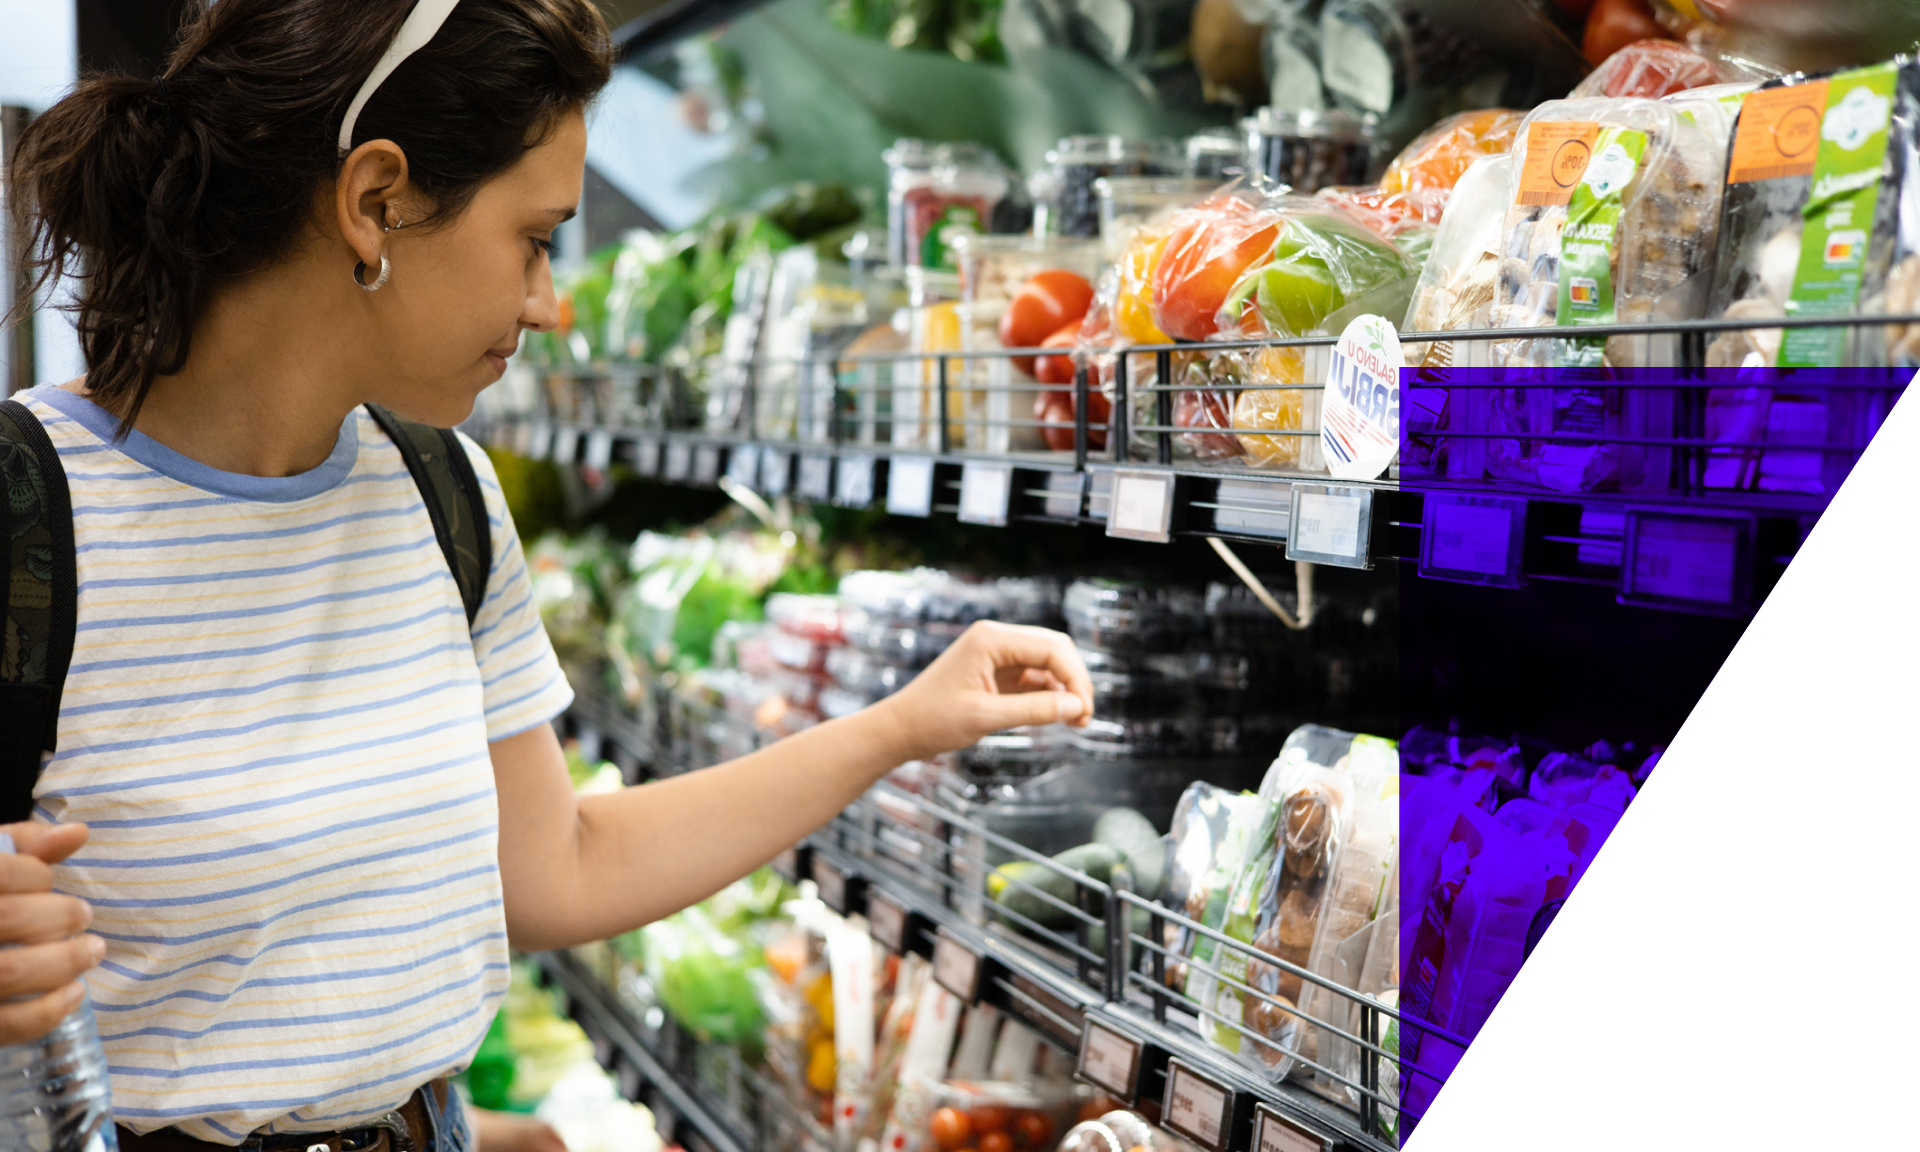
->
<box><xmin>0</xmin><ymin>822</ymin><xmax>103</xmax><ymax>1044</ymax></box>
<box><xmin>871</xmin><ymin>620</ymin><xmax>1093</xmax><ymax>764</ymax></box>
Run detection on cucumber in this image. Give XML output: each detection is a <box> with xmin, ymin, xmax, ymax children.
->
<box><xmin>992</xmin><ymin>842</ymin><xmax>1123</xmax><ymax>928</ymax></box>
<box><xmin>1093</xmin><ymin>807</ymin><xmax>1166</xmax><ymax>899</ymax></box>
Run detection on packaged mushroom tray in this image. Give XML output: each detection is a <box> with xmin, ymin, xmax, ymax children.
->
<box><xmin>1706</xmin><ymin>58</ymin><xmax>1920</xmax><ymax>370</ymax></box>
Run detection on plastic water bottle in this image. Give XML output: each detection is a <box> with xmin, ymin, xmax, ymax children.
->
<box><xmin>0</xmin><ymin>832</ymin><xmax>117</xmax><ymax>1152</ymax></box>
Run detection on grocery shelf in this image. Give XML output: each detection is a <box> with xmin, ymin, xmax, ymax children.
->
<box><xmin>553</xmin><ymin>684</ymin><xmax>1405</xmax><ymax>1152</ymax></box>
<box><xmin>477</xmin><ymin>314</ymin><xmax>1911</xmax><ymax>618</ymax></box>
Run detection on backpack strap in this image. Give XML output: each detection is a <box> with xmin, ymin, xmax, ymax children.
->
<box><xmin>365</xmin><ymin>405</ymin><xmax>492</xmax><ymax>626</ymax></box>
<box><xmin>0</xmin><ymin>398</ymin><xmax>76</xmax><ymax>823</ymax></box>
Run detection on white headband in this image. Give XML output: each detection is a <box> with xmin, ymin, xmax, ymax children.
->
<box><xmin>337</xmin><ymin>0</ymin><xmax>463</xmax><ymax>152</ymax></box>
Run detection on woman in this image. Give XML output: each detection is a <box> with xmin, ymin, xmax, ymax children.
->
<box><xmin>0</xmin><ymin>1</ymin><xmax>1092</xmax><ymax>1149</ymax></box>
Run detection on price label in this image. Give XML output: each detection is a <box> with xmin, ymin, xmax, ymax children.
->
<box><xmin>692</xmin><ymin>445</ymin><xmax>721</xmax><ymax>486</ymax></box>
<box><xmin>1621</xmin><ymin>512</ymin><xmax>1750</xmax><ymax>611</ymax></box>
<box><xmin>867</xmin><ymin>891</ymin><xmax>908</xmax><ymax>954</ymax></box>
<box><xmin>583</xmin><ymin>429</ymin><xmax>614</xmax><ymax>471</ymax></box>
<box><xmin>1008</xmin><ymin>973</ymin><xmax>1084</xmax><ymax>1049</ymax></box>
<box><xmin>1076</xmin><ymin>1019</ymin><xmax>1142</xmax><ymax>1100</ymax></box>
<box><xmin>524</xmin><ymin>422</ymin><xmax>551</xmax><ymax>461</ymax></box>
<box><xmin>1041</xmin><ymin>471</ymin><xmax>1086</xmax><ymax>520</ymax></box>
<box><xmin>760</xmin><ymin>449</ymin><xmax>792</xmax><ymax>497</ymax></box>
<box><xmin>664</xmin><ymin>441</ymin><xmax>692</xmax><ymax>483</ymax></box>
<box><xmin>636</xmin><ymin>438</ymin><xmax>662</xmax><ymax>477</ymax></box>
<box><xmin>552</xmin><ymin>427</ymin><xmax>583</xmax><ymax>464</ymax></box>
<box><xmin>1253</xmin><ymin>1105</ymin><xmax>1332</xmax><ymax>1152</ymax></box>
<box><xmin>886</xmin><ymin>456</ymin><xmax>936</xmax><ymax>518</ymax></box>
<box><xmin>726</xmin><ymin>444</ymin><xmax>760</xmax><ymax>488</ymax></box>
<box><xmin>1161</xmin><ymin>1061</ymin><xmax>1232</xmax><ymax>1152</ymax></box>
<box><xmin>1321</xmin><ymin>314</ymin><xmax>1402</xmax><ymax>482</ymax></box>
<box><xmin>797</xmin><ymin>454</ymin><xmax>834</xmax><ymax>502</ymax></box>
<box><xmin>1106</xmin><ymin>470</ymin><xmax>1175</xmax><ymax>543</ymax></box>
<box><xmin>835</xmin><ymin>455</ymin><xmax>876</xmax><ymax>508</ymax></box>
<box><xmin>932</xmin><ymin>929</ymin><xmax>981</xmax><ymax>1002</ymax></box>
<box><xmin>812</xmin><ymin>856</ymin><xmax>850</xmax><ymax>914</ymax></box>
<box><xmin>1420</xmin><ymin>495</ymin><xmax>1526</xmax><ymax>588</ymax></box>
<box><xmin>958</xmin><ymin>463</ymin><xmax>1013</xmax><ymax>526</ymax></box>
<box><xmin>771</xmin><ymin>847</ymin><xmax>799</xmax><ymax>884</ymax></box>
<box><xmin>1286</xmin><ymin>484</ymin><xmax>1372</xmax><ymax>569</ymax></box>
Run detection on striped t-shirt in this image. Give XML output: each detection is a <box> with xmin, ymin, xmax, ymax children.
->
<box><xmin>18</xmin><ymin>386</ymin><xmax>573</xmax><ymax>1142</ymax></box>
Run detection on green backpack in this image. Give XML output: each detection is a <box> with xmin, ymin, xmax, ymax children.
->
<box><xmin>0</xmin><ymin>399</ymin><xmax>492</xmax><ymax>822</ymax></box>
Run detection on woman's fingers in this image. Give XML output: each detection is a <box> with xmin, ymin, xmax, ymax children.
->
<box><xmin>3</xmin><ymin>822</ymin><xmax>89</xmax><ymax>866</ymax></box>
<box><xmin>0</xmin><ymin>935</ymin><xmax>105</xmax><ymax>1000</ymax></box>
<box><xmin>0</xmin><ymin>980</ymin><xmax>85</xmax><ymax>1045</ymax></box>
<box><xmin>0</xmin><ymin>892</ymin><xmax>93</xmax><ymax>946</ymax></box>
<box><xmin>969</xmin><ymin>622</ymin><xmax>1093</xmax><ymax>723</ymax></box>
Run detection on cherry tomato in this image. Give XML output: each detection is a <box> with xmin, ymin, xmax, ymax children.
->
<box><xmin>930</xmin><ymin>1107</ymin><xmax>973</xmax><ymax>1149</ymax></box>
<box><xmin>969</xmin><ymin>1105</ymin><xmax>1011</xmax><ymax>1134</ymax></box>
<box><xmin>1031</xmin><ymin>322</ymin><xmax>1111</xmax><ymax>451</ymax></box>
<box><xmin>1000</xmin><ymin>270</ymin><xmax>1095</xmax><ymax>374</ymax></box>
<box><xmin>1013</xmin><ymin>1111</ymin><xmax>1054</xmax><ymax>1148</ymax></box>
<box><xmin>1582</xmin><ymin>0</ymin><xmax>1671</xmax><ymax>66</ymax></box>
<box><xmin>979</xmin><ymin>1132</ymin><xmax>1014</xmax><ymax>1152</ymax></box>
<box><xmin>1032</xmin><ymin>321</ymin><xmax>1082</xmax><ymax>387</ymax></box>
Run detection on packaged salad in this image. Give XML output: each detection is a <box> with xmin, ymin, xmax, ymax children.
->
<box><xmin>1484</xmin><ymin>97</ymin><xmax>1728</xmax><ymax>491</ymax></box>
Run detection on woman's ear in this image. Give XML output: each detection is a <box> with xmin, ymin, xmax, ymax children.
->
<box><xmin>333</xmin><ymin>139</ymin><xmax>413</xmax><ymax>268</ymax></box>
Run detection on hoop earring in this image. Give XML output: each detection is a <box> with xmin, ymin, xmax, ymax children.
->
<box><xmin>353</xmin><ymin>252</ymin><xmax>391</xmax><ymax>292</ymax></box>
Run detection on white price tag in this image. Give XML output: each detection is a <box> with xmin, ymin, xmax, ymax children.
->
<box><xmin>693</xmin><ymin>446</ymin><xmax>722</xmax><ymax>486</ymax></box>
<box><xmin>812</xmin><ymin>856</ymin><xmax>848</xmax><ymax>914</ymax></box>
<box><xmin>1622</xmin><ymin>513</ymin><xmax>1747</xmax><ymax>609</ymax></box>
<box><xmin>835</xmin><ymin>455</ymin><xmax>876</xmax><ymax>508</ymax></box>
<box><xmin>931</xmin><ymin>929</ymin><xmax>981</xmax><ymax>1002</ymax></box>
<box><xmin>726</xmin><ymin>444</ymin><xmax>760</xmax><ymax>487</ymax></box>
<box><xmin>760</xmin><ymin>449</ymin><xmax>792</xmax><ymax>497</ymax></box>
<box><xmin>1162</xmin><ymin>1061</ymin><xmax>1231</xmax><ymax>1152</ymax></box>
<box><xmin>1076</xmin><ymin>1019</ymin><xmax>1141</xmax><ymax>1100</ymax></box>
<box><xmin>1041</xmin><ymin>471</ymin><xmax>1086</xmax><ymax>520</ymax></box>
<box><xmin>886</xmin><ymin>456</ymin><xmax>936</xmax><ymax>518</ymax></box>
<box><xmin>958</xmin><ymin>463</ymin><xmax>1013</xmax><ymax>526</ymax></box>
<box><xmin>583</xmin><ymin>429</ymin><xmax>614</xmax><ymax>471</ymax></box>
<box><xmin>868</xmin><ymin>892</ymin><xmax>908</xmax><ymax>954</ymax></box>
<box><xmin>1286</xmin><ymin>484</ymin><xmax>1372</xmax><ymax>568</ymax></box>
<box><xmin>1320</xmin><ymin>314</ymin><xmax>1402</xmax><ymax>481</ymax></box>
<box><xmin>797</xmin><ymin>454</ymin><xmax>834</xmax><ymax>502</ymax></box>
<box><xmin>1420</xmin><ymin>495</ymin><xmax>1526</xmax><ymax>587</ymax></box>
<box><xmin>525</xmin><ymin>422</ymin><xmax>551</xmax><ymax>461</ymax></box>
<box><xmin>664</xmin><ymin>441</ymin><xmax>692</xmax><ymax>482</ymax></box>
<box><xmin>1105</xmin><ymin>470</ymin><xmax>1175</xmax><ymax>543</ymax></box>
<box><xmin>552</xmin><ymin>428</ymin><xmax>581</xmax><ymax>465</ymax></box>
<box><xmin>1253</xmin><ymin>1106</ymin><xmax>1331</xmax><ymax>1152</ymax></box>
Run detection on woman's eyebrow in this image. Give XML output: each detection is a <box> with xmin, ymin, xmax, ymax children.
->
<box><xmin>545</xmin><ymin>206</ymin><xmax>579</xmax><ymax>223</ymax></box>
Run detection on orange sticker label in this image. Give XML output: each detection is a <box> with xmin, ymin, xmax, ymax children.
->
<box><xmin>1516</xmin><ymin>121</ymin><xmax>1601</xmax><ymax>207</ymax></box>
<box><xmin>1728</xmin><ymin>80</ymin><xmax>1829</xmax><ymax>183</ymax></box>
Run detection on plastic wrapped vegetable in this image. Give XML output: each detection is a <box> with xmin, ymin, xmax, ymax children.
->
<box><xmin>1378</xmin><ymin>108</ymin><xmax>1527</xmax><ymax>225</ymax></box>
<box><xmin>1220</xmin><ymin>201</ymin><xmax>1417</xmax><ymax>341</ymax></box>
<box><xmin>1150</xmin><ymin>185</ymin><xmax>1286</xmax><ymax>342</ymax></box>
<box><xmin>1230</xmin><ymin>346</ymin><xmax>1313</xmax><ymax>469</ymax></box>
<box><xmin>1571</xmin><ymin>38</ymin><xmax>1720</xmax><ymax>100</ymax></box>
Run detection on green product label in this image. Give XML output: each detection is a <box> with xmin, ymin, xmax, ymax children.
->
<box><xmin>1553</xmin><ymin>127</ymin><xmax>1649</xmax><ymax>370</ymax></box>
<box><xmin>1780</xmin><ymin>62</ymin><xmax>1899</xmax><ymax>367</ymax></box>
<box><xmin>920</xmin><ymin>204</ymin><xmax>983</xmax><ymax>271</ymax></box>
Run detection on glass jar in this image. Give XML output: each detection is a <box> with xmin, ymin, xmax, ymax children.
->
<box><xmin>899</xmin><ymin>142</ymin><xmax>1011</xmax><ymax>271</ymax></box>
<box><xmin>884</xmin><ymin>138</ymin><xmax>939</xmax><ymax>268</ymax></box>
<box><xmin>1094</xmin><ymin>176</ymin><xmax>1216</xmax><ymax>261</ymax></box>
<box><xmin>951</xmin><ymin>234</ymin><xmax>1104</xmax><ymax>453</ymax></box>
<box><xmin>1044</xmin><ymin>135</ymin><xmax>1181</xmax><ymax>239</ymax></box>
<box><xmin>1242</xmin><ymin>106</ymin><xmax>1376</xmax><ymax>193</ymax></box>
<box><xmin>1184</xmin><ymin>127</ymin><xmax>1245</xmax><ymax>181</ymax></box>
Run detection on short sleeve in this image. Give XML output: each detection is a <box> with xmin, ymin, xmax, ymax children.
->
<box><xmin>459</xmin><ymin>433</ymin><xmax>575</xmax><ymax>741</ymax></box>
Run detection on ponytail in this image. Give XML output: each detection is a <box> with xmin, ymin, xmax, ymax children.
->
<box><xmin>7</xmin><ymin>0</ymin><xmax>612</xmax><ymax>437</ymax></box>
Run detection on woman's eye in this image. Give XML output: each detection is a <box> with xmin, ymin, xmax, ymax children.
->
<box><xmin>532</xmin><ymin>237</ymin><xmax>557</xmax><ymax>259</ymax></box>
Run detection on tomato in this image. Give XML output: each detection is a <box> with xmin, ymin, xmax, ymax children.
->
<box><xmin>969</xmin><ymin>1105</ymin><xmax>1011</xmax><ymax>1133</ymax></box>
<box><xmin>1031</xmin><ymin>322</ymin><xmax>1110</xmax><ymax>451</ymax></box>
<box><xmin>1151</xmin><ymin>197</ymin><xmax>1280</xmax><ymax>342</ymax></box>
<box><xmin>1012</xmin><ymin>1112</ymin><xmax>1053</xmax><ymax>1148</ymax></box>
<box><xmin>1000</xmin><ymin>270</ymin><xmax>1095</xmax><ymax>374</ymax></box>
<box><xmin>978</xmin><ymin>1132</ymin><xmax>1013</xmax><ymax>1152</ymax></box>
<box><xmin>930</xmin><ymin>1107</ymin><xmax>972</xmax><ymax>1149</ymax></box>
<box><xmin>1582</xmin><ymin>0</ymin><xmax>1672</xmax><ymax>66</ymax></box>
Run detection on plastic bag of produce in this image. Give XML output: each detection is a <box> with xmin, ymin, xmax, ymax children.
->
<box><xmin>1378</xmin><ymin>109</ymin><xmax>1527</xmax><ymax>225</ymax></box>
<box><xmin>1572</xmin><ymin>38</ymin><xmax>1721</xmax><ymax>100</ymax></box>
<box><xmin>1150</xmin><ymin>184</ymin><xmax>1287</xmax><ymax>343</ymax></box>
<box><xmin>1162</xmin><ymin>782</ymin><xmax>1268</xmax><ymax>1002</ymax></box>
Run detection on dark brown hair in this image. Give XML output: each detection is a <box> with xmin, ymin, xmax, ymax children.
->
<box><xmin>8</xmin><ymin>0</ymin><xmax>613</xmax><ymax>433</ymax></box>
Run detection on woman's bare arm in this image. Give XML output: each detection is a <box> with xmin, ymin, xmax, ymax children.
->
<box><xmin>490</xmin><ymin>621</ymin><xmax>1091</xmax><ymax>950</ymax></box>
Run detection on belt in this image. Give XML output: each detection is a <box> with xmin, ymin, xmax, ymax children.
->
<box><xmin>117</xmin><ymin>1079</ymin><xmax>448</xmax><ymax>1152</ymax></box>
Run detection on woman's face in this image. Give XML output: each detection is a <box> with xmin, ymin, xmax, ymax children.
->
<box><xmin>366</xmin><ymin>108</ymin><xmax>586</xmax><ymax>427</ymax></box>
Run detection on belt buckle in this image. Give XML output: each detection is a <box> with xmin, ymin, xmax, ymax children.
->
<box><xmin>367</xmin><ymin>1112</ymin><xmax>414</xmax><ymax>1152</ymax></box>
